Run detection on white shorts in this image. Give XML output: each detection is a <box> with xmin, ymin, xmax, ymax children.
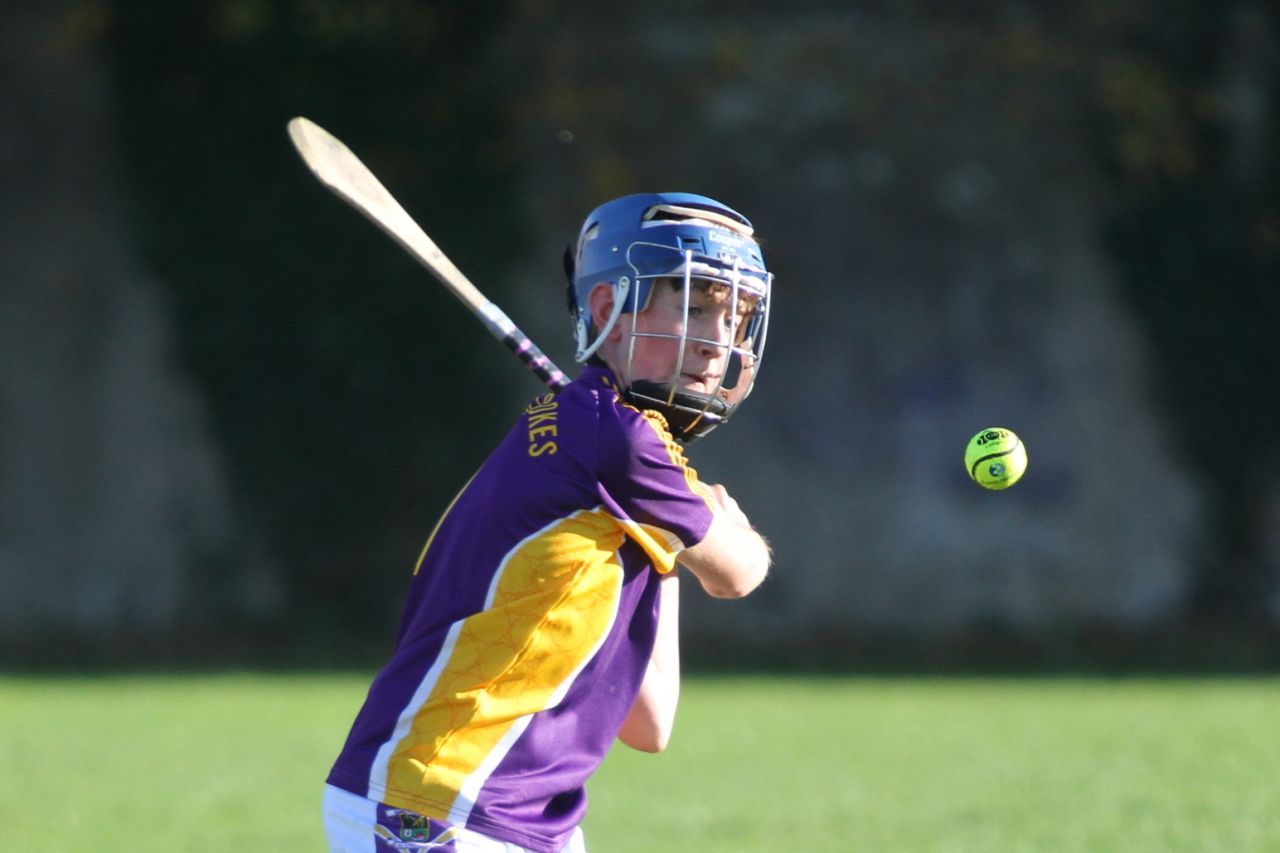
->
<box><xmin>322</xmin><ymin>784</ymin><xmax>587</xmax><ymax>853</ymax></box>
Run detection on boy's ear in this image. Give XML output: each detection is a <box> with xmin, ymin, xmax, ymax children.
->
<box><xmin>587</xmin><ymin>284</ymin><xmax>616</xmax><ymax>334</ymax></box>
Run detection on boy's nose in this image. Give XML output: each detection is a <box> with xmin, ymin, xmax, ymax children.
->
<box><xmin>694</xmin><ymin>323</ymin><xmax>732</xmax><ymax>357</ymax></box>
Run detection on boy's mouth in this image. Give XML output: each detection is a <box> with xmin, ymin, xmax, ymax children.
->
<box><xmin>679</xmin><ymin>372</ymin><xmax>720</xmax><ymax>392</ymax></box>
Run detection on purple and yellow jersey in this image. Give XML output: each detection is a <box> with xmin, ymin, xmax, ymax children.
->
<box><xmin>327</xmin><ymin>364</ymin><xmax>717</xmax><ymax>853</ymax></box>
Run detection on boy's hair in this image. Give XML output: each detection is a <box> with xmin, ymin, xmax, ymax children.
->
<box><xmin>659</xmin><ymin>277</ymin><xmax>761</xmax><ymax>344</ymax></box>
<box><xmin>583</xmin><ymin>278</ymin><xmax>760</xmax><ymax>367</ymax></box>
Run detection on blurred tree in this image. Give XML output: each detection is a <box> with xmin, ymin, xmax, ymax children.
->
<box><xmin>1093</xmin><ymin>3</ymin><xmax>1280</xmax><ymax>621</ymax></box>
<box><xmin>105</xmin><ymin>0</ymin><xmax>527</xmax><ymax>647</ymax></box>
<box><xmin>76</xmin><ymin>0</ymin><xmax>1276</xmax><ymax>665</ymax></box>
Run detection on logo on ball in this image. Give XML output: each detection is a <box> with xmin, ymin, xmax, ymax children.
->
<box><xmin>977</xmin><ymin>430</ymin><xmax>1002</xmax><ymax>445</ymax></box>
<box><xmin>988</xmin><ymin>463</ymin><xmax>1005</xmax><ymax>477</ymax></box>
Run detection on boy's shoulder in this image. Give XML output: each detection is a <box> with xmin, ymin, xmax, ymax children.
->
<box><xmin>565</xmin><ymin>366</ymin><xmax>679</xmax><ymax>445</ymax></box>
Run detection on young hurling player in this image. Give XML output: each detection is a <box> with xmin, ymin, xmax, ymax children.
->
<box><xmin>323</xmin><ymin>193</ymin><xmax>774</xmax><ymax>853</ymax></box>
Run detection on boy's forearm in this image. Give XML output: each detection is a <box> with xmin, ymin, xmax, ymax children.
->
<box><xmin>680</xmin><ymin>496</ymin><xmax>771</xmax><ymax>598</ymax></box>
<box><xmin>618</xmin><ymin>573</ymin><xmax>681</xmax><ymax>752</ymax></box>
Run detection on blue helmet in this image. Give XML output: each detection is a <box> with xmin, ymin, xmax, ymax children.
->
<box><xmin>565</xmin><ymin>193</ymin><xmax>772</xmax><ymax>441</ymax></box>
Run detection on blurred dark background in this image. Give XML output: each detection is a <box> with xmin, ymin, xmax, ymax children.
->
<box><xmin>2</xmin><ymin>0</ymin><xmax>1277</xmax><ymax>671</ymax></box>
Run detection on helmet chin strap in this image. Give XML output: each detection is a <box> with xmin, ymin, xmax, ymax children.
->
<box><xmin>625</xmin><ymin>380</ymin><xmax>731</xmax><ymax>443</ymax></box>
<box><xmin>575</xmin><ymin>276</ymin><xmax>631</xmax><ymax>362</ymax></box>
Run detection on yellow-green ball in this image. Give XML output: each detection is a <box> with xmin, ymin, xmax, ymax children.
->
<box><xmin>964</xmin><ymin>427</ymin><xmax>1027</xmax><ymax>490</ymax></box>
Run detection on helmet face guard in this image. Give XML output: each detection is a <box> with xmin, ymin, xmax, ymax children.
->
<box><xmin>567</xmin><ymin>193</ymin><xmax>773</xmax><ymax>442</ymax></box>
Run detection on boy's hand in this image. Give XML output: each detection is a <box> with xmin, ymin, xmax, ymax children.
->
<box><xmin>705</xmin><ymin>483</ymin><xmax>751</xmax><ymax>528</ymax></box>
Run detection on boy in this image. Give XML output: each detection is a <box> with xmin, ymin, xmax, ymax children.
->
<box><xmin>323</xmin><ymin>193</ymin><xmax>774</xmax><ymax>852</ymax></box>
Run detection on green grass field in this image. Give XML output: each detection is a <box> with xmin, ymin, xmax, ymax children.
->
<box><xmin>1</xmin><ymin>674</ymin><xmax>1276</xmax><ymax>851</ymax></box>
